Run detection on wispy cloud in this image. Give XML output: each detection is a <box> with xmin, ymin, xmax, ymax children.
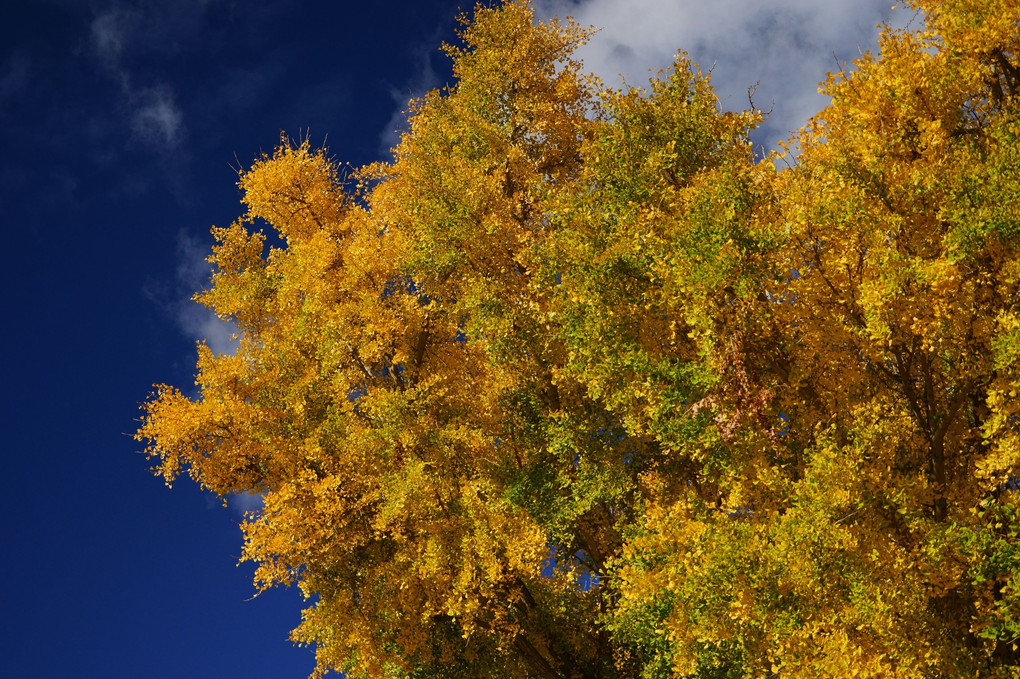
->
<box><xmin>535</xmin><ymin>0</ymin><xmax>910</xmax><ymax>151</ymax></box>
<box><xmin>90</xmin><ymin>6</ymin><xmax>133</xmax><ymax>66</ymax></box>
<box><xmin>174</xmin><ymin>231</ymin><xmax>239</xmax><ymax>356</ymax></box>
<box><xmin>378</xmin><ymin>30</ymin><xmax>445</xmax><ymax>155</ymax></box>
<box><xmin>143</xmin><ymin>230</ymin><xmax>239</xmax><ymax>356</ymax></box>
<box><xmin>203</xmin><ymin>489</ymin><xmax>265</xmax><ymax>517</ymax></box>
<box><xmin>131</xmin><ymin>86</ymin><xmax>184</xmax><ymax>147</ymax></box>
<box><xmin>88</xmin><ymin>4</ymin><xmax>186</xmax><ymax>152</ymax></box>
<box><xmin>230</xmin><ymin>491</ymin><xmax>265</xmax><ymax>517</ymax></box>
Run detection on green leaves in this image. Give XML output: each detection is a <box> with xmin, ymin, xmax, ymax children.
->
<box><xmin>137</xmin><ymin>1</ymin><xmax>1020</xmax><ymax>677</ymax></box>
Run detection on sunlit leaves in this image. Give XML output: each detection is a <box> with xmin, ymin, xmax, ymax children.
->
<box><xmin>136</xmin><ymin>1</ymin><xmax>1020</xmax><ymax>677</ymax></box>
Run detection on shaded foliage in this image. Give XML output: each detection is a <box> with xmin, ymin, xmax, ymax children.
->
<box><xmin>138</xmin><ymin>1</ymin><xmax>1020</xmax><ymax>676</ymax></box>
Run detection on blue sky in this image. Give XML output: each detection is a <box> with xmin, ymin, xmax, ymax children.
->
<box><xmin>1</xmin><ymin>1</ymin><xmax>906</xmax><ymax>676</ymax></box>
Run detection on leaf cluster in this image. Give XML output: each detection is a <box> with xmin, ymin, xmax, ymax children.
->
<box><xmin>137</xmin><ymin>1</ymin><xmax>1020</xmax><ymax>676</ymax></box>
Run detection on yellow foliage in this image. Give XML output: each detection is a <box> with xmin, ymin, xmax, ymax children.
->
<box><xmin>136</xmin><ymin>1</ymin><xmax>1020</xmax><ymax>677</ymax></box>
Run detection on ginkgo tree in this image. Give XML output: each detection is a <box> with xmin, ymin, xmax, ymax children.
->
<box><xmin>136</xmin><ymin>1</ymin><xmax>1020</xmax><ymax>677</ymax></box>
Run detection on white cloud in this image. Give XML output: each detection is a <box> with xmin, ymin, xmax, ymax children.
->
<box><xmin>89</xmin><ymin>5</ymin><xmax>186</xmax><ymax>151</ymax></box>
<box><xmin>131</xmin><ymin>87</ymin><xmax>184</xmax><ymax>148</ymax></box>
<box><xmin>378</xmin><ymin>32</ymin><xmax>444</xmax><ymax>155</ymax></box>
<box><xmin>176</xmin><ymin>303</ymin><xmax>240</xmax><ymax>356</ymax></box>
<box><xmin>203</xmin><ymin>489</ymin><xmax>265</xmax><ymax>517</ymax></box>
<box><xmin>90</xmin><ymin>8</ymin><xmax>131</xmax><ymax>63</ymax></box>
<box><xmin>535</xmin><ymin>0</ymin><xmax>912</xmax><ymax>151</ymax></box>
<box><xmin>379</xmin><ymin>86</ymin><xmax>424</xmax><ymax>156</ymax></box>
<box><xmin>230</xmin><ymin>491</ymin><xmax>266</xmax><ymax>517</ymax></box>
<box><xmin>175</xmin><ymin>231</ymin><xmax>240</xmax><ymax>356</ymax></box>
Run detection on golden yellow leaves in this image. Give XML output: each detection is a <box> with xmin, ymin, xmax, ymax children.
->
<box><xmin>135</xmin><ymin>1</ymin><xmax>1020</xmax><ymax>677</ymax></box>
<box><xmin>239</xmin><ymin>137</ymin><xmax>346</xmax><ymax>242</ymax></box>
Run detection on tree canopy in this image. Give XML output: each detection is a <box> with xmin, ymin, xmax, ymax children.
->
<box><xmin>136</xmin><ymin>1</ymin><xmax>1020</xmax><ymax>676</ymax></box>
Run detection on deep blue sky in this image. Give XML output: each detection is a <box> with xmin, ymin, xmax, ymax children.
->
<box><xmin>0</xmin><ymin>1</ymin><xmax>461</xmax><ymax>677</ymax></box>
<box><xmin>1</xmin><ymin>1</ymin><xmax>903</xmax><ymax>677</ymax></box>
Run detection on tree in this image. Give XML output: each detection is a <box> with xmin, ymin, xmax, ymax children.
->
<box><xmin>136</xmin><ymin>1</ymin><xmax>1020</xmax><ymax>677</ymax></box>
<box><xmin>603</xmin><ymin>1</ymin><xmax>1020</xmax><ymax>676</ymax></box>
